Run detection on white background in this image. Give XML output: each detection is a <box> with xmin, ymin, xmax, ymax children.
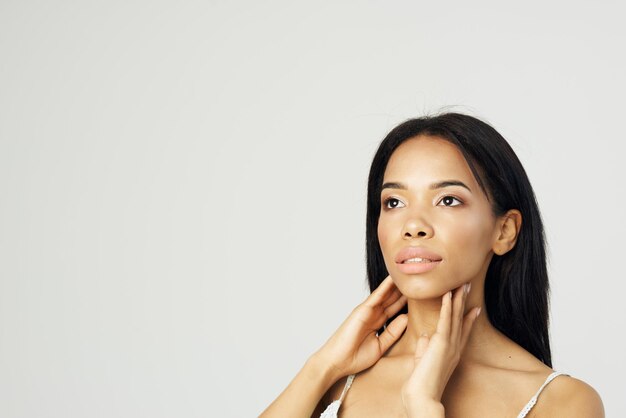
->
<box><xmin>1</xmin><ymin>1</ymin><xmax>624</xmax><ymax>417</ymax></box>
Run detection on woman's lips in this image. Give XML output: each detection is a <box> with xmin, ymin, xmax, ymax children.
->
<box><xmin>395</xmin><ymin>246</ymin><xmax>443</xmax><ymax>274</ymax></box>
<box><xmin>396</xmin><ymin>259</ymin><xmax>442</xmax><ymax>274</ymax></box>
<box><xmin>395</xmin><ymin>246</ymin><xmax>443</xmax><ymax>263</ymax></box>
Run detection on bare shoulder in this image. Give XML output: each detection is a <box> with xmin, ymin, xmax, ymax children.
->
<box><xmin>540</xmin><ymin>374</ymin><xmax>605</xmax><ymax>418</ymax></box>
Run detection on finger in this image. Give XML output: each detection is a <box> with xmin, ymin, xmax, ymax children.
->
<box><xmin>384</xmin><ymin>293</ymin><xmax>407</xmax><ymax>316</ymax></box>
<box><xmin>358</xmin><ymin>284</ymin><xmax>402</xmax><ymax>326</ymax></box>
<box><xmin>377</xmin><ymin>313</ymin><xmax>408</xmax><ymax>354</ymax></box>
<box><xmin>381</xmin><ymin>287</ymin><xmax>403</xmax><ymax>309</ymax></box>
<box><xmin>450</xmin><ymin>283</ymin><xmax>470</xmax><ymax>343</ymax></box>
<box><xmin>435</xmin><ymin>291</ymin><xmax>452</xmax><ymax>337</ymax></box>
<box><xmin>459</xmin><ymin>307</ymin><xmax>481</xmax><ymax>349</ymax></box>
<box><xmin>364</xmin><ymin>275</ymin><xmax>397</xmax><ymax>307</ymax></box>
<box><xmin>414</xmin><ymin>333</ymin><xmax>430</xmax><ymax>360</ymax></box>
<box><xmin>370</xmin><ymin>294</ymin><xmax>407</xmax><ymax>332</ymax></box>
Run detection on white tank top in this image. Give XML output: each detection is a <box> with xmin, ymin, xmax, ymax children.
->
<box><xmin>319</xmin><ymin>370</ymin><xmax>568</xmax><ymax>418</ymax></box>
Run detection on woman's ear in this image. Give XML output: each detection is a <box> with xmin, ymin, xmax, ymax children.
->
<box><xmin>492</xmin><ymin>209</ymin><xmax>522</xmax><ymax>256</ymax></box>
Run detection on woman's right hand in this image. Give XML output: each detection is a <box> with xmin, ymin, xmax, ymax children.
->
<box><xmin>312</xmin><ymin>275</ymin><xmax>408</xmax><ymax>380</ymax></box>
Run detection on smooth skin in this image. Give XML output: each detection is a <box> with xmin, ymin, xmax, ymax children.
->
<box><xmin>260</xmin><ymin>135</ymin><xmax>604</xmax><ymax>418</ymax></box>
<box><xmin>401</xmin><ymin>283</ymin><xmax>480</xmax><ymax>417</ymax></box>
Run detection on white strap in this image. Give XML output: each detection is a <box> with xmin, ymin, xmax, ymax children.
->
<box><xmin>319</xmin><ymin>374</ymin><xmax>356</xmax><ymax>418</ymax></box>
<box><xmin>339</xmin><ymin>374</ymin><xmax>356</xmax><ymax>402</ymax></box>
<box><xmin>516</xmin><ymin>371</ymin><xmax>569</xmax><ymax>418</ymax></box>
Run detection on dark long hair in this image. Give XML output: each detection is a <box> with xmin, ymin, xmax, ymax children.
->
<box><xmin>366</xmin><ymin>112</ymin><xmax>552</xmax><ymax>367</ymax></box>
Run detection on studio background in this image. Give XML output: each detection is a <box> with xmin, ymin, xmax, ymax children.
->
<box><xmin>1</xmin><ymin>1</ymin><xmax>624</xmax><ymax>417</ymax></box>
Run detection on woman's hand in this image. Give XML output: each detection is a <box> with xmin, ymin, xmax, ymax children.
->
<box><xmin>312</xmin><ymin>275</ymin><xmax>408</xmax><ymax>380</ymax></box>
<box><xmin>260</xmin><ymin>276</ymin><xmax>407</xmax><ymax>418</ymax></box>
<box><xmin>401</xmin><ymin>282</ymin><xmax>481</xmax><ymax>417</ymax></box>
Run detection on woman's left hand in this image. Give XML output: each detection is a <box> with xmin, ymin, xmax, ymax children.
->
<box><xmin>401</xmin><ymin>282</ymin><xmax>482</xmax><ymax>417</ymax></box>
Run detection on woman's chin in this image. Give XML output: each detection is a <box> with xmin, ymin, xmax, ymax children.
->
<box><xmin>405</xmin><ymin>291</ymin><xmax>449</xmax><ymax>301</ymax></box>
<box><xmin>391</xmin><ymin>267</ymin><xmax>473</xmax><ymax>297</ymax></box>
<box><xmin>393</xmin><ymin>279</ymin><xmax>451</xmax><ymax>300</ymax></box>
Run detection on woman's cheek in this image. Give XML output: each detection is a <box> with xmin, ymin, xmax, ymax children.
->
<box><xmin>446</xmin><ymin>218</ymin><xmax>493</xmax><ymax>280</ymax></box>
<box><xmin>377</xmin><ymin>218</ymin><xmax>387</xmax><ymax>244</ymax></box>
<box><xmin>377</xmin><ymin>219</ymin><xmax>392</xmax><ymax>268</ymax></box>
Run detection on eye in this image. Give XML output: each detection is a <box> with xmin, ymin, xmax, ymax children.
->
<box><xmin>382</xmin><ymin>197</ymin><xmax>405</xmax><ymax>210</ymax></box>
<box><xmin>437</xmin><ymin>195</ymin><xmax>463</xmax><ymax>207</ymax></box>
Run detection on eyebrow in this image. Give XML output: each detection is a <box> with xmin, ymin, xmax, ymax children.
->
<box><xmin>381</xmin><ymin>180</ymin><xmax>472</xmax><ymax>193</ymax></box>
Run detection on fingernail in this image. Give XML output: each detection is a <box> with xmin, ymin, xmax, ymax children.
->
<box><xmin>475</xmin><ymin>307</ymin><xmax>482</xmax><ymax>318</ymax></box>
<box><xmin>466</xmin><ymin>282</ymin><xmax>472</xmax><ymax>294</ymax></box>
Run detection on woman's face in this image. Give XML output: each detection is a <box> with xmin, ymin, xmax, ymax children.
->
<box><xmin>378</xmin><ymin>135</ymin><xmax>501</xmax><ymax>299</ymax></box>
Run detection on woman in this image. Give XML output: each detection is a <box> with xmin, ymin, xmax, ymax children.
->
<box><xmin>260</xmin><ymin>112</ymin><xmax>604</xmax><ymax>417</ymax></box>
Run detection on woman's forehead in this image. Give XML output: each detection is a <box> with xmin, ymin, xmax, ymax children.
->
<box><xmin>383</xmin><ymin>136</ymin><xmax>476</xmax><ymax>187</ymax></box>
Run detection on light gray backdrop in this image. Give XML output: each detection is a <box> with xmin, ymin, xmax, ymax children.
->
<box><xmin>1</xmin><ymin>1</ymin><xmax>623</xmax><ymax>417</ymax></box>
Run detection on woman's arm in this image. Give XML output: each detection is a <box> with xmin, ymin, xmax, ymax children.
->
<box><xmin>259</xmin><ymin>352</ymin><xmax>338</xmax><ymax>418</ymax></box>
<box><xmin>259</xmin><ymin>275</ymin><xmax>409</xmax><ymax>418</ymax></box>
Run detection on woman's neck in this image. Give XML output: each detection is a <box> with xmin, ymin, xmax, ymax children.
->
<box><xmin>383</xmin><ymin>292</ymin><xmax>502</xmax><ymax>366</ymax></box>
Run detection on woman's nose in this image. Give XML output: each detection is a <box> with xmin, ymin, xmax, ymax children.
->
<box><xmin>402</xmin><ymin>218</ymin><xmax>434</xmax><ymax>239</ymax></box>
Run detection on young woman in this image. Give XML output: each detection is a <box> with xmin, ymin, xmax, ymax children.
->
<box><xmin>260</xmin><ymin>112</ymin><xmax>604</xmax><ymax>418</ymax></box>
